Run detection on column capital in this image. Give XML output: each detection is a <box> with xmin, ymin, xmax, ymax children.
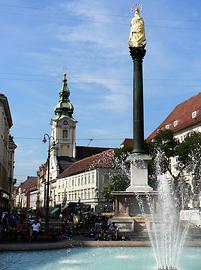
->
<box><xmin>129</xmin><ymin>46</ymin><xmax>146</xmax><ymax>61</ymax></box>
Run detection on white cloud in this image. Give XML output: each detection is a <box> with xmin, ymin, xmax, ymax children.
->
<box><xmin>54</xmin><ymin>0</ymin><xmax>128</xmax><ymax>53</ymax></box>
<box><xmin>72</xmin><ymin>73</ymin><xmax>131</xmax><ymax>112</ymax></box>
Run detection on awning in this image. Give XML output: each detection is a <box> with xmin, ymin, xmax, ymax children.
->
<box><xmin>50</xmin><ymin>207</ymin><xmax>60</xmax><ymax>214</ymax></box>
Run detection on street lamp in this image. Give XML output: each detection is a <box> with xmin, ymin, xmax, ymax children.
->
<box><xmin>43</xmin><ymin>133</ymin><xmax>52</xmax><ymax>232</ymax></box>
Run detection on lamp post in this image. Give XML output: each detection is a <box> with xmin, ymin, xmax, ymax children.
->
<box><xmin>43</xmin><ymin>133</ymin><xmax>52</xmax><ymax>232</ymax></box>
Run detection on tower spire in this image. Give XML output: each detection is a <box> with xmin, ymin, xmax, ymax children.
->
<box><xmin>54</xmin><ymin>73</ymin><xmax>74</xmax><ymax>119</ymax></box>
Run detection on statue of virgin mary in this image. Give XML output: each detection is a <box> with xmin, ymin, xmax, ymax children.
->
<box><xmin>129</xmin><ymin>7</ymin><xmax>146</xmax><ymax>48</ymax></box>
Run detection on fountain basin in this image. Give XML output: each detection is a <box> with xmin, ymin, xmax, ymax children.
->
<box><xmin>0</xmin><ymin>247</ymin><xmax>200</xmax><ymax>270</ymax></box>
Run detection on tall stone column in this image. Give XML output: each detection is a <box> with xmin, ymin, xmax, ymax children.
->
<box><xmin>130</xmin><ymin>46</ymin><xmax>146</xmax><ymax>154</ymax></box>
<box><xmin>126</xmin><ymin>7</ymin><xmax>152</xmax><ymax>192</ymax></box>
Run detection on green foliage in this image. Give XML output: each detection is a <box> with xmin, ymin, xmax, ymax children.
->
<box><xmin>101</xmin><ymin>130</ymin><xmax>201</xmax><ymax>209</ymax></box>
<box><xmin>177</xmin><ymin>132</ymin><xmax>201</xmax><ymax>170</ymax></box>
<box><xmin>148</xmin><ymin>129</ymin><xmax>179</xmax><ymax>157</ymax></box>
<box><xmin>101</xmin><ymin>174</ymin><xmax>130</xmax><ymax>201</ymax></box>
<box><xmin>147</xmin><ymin>129</ymin><xmax>180</xmax><ymax>181</ymax></box>
<box><xmin>177</xmin><ymin>132</ymin><xmax>201</xmax><ymax>195</ymax></box>
<box><xmin>100</xmin><ymin>145</ymin><xmax>132</xmax><ymax>201</ymax></box>
<box><xmin>148</xmin><ymin>130</ymin><xmax>201</xmax><ymax>209</ymax></box>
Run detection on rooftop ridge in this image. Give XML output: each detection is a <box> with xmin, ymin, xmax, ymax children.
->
<box><xmin>147</xmin><ymin>92</ymin><xmax>201</xmax><ymax>141</ymax></box>
<box><xmin>58</xmin><ymin>148</ymin><xmax>114</xmax><ymax>178</ymax></box>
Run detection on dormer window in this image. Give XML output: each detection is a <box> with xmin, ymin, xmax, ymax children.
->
<box><xmin>192</xmin><ymin>111</ymin><xmax>198</xmax><ymax>119</ymax></box>
<box><xmin>173</xmin><ymin>120</ymin><xmax>179</xmax><ymax>127</ymax></box>
<box><xmin>165</xmin><ymin>124</ymin><xmax>170</xmax><ymax>129</ymax></box>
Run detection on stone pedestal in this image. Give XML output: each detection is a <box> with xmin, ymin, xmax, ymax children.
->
<box><xmin>126</xmin><ymin>153</ymin><xmax>153</xmax><ymax>192</ymax></box>
<box><xmin>112</xmin><ymin>190</ymin><xmax>157</xmax><ymax>233</ymax></box>
<box><xmin>112</xmin><ymin>191</ymin><xmax>157</xmax><ymax>217</ymax></box>
<box><xmin>112</xmin><ymin>153</ymin><xmax>157</xmax><ymax>233</ymax></box>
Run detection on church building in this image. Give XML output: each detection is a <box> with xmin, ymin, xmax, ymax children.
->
<box><xmin>38</xmin><ymin>74</ymin><xmax>112</xmax><ymax>209</ymax></box>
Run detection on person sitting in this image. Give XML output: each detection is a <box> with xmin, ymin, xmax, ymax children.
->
<box><xmin>107</xmin><ymin>216</ymin><xmax>113</xmax><ymax>229</ymax></box>
<box><xmin>30</xmin><ymin>219</ymin><xmax>40</xmax><ymax>241</ymax></box>
<box><xmin>108</xmin><ymin>222</ymin><xmax>118</xmax><ymax>240</ymax></box>
<box><xmin>16</xmin><ymin>218</ymin><xmax>25</xmax><ymax>241</ymax></box>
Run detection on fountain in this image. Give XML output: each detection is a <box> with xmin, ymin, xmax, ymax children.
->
<box><xmin>113</xmin><ymin>6</ymin><xmax>189</xmax><ymax>270</ymax></box>
<box><xmin>136</xmin><ymin>151</ymin><xmax>189</xmax><ymax>270</ymax></box>
<box><xmin>0</xmin><ymin>5</ymin><xmax>198</xmax><ymax>270</ymax></box>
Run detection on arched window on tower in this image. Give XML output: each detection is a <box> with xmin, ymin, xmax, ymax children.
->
<box><xmin>63</xmin><ymin>130</ymin><xmax>68</xmax><ymax>139</ymax></box>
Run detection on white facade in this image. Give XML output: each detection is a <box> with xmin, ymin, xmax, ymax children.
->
<box><xmin>174</xmin><ymin>124</ymin><xmax>201</xmax><ymax>143</ymax></box>
<box><xmin>30</xmin><ymin>190</ymin><xmax>38</xmax><ymax>210</ymax></box>
<box><xmin>171</xmin><ymin>124</ymin><xmax>201</xmax><ymax>208</ymax></box>
<box><xmin>50</xmin><ymin>117</ymin><xmax>76</xmax><ymax>181</ymax></box>
<box><xmin>15</xmin><ymin>188</ymin><xmax>27</xmax><ymax>208</ymax></box>
<box><xmin>55</xmin><ymin>168</ymin><xmax>111</xmax><ymax>212</ymax></box>
<box><xmin>51</xmin><ymin>117</ymin><xmax>76</xmax><ymax>159</ymax></box>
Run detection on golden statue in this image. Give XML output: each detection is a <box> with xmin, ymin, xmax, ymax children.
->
<box><xmin>129</xmin><ymin>6</ymin><xmax>146</xmax><ymax>48</ymax></box>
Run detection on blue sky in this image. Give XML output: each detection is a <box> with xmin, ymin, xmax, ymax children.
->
<box><xmin>1</xmin><ymin>0</ymin><xmax>201</xmax><ymax>183</ymax></box>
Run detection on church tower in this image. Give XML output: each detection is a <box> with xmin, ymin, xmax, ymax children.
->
<box><xmin>50</xmin><ymin>73</ymin><xmax>77</xmax><ymax>179</ymax></box>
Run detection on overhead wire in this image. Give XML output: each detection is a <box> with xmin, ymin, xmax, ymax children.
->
<box><xmin>14</xmin><ymin>136</ymin><xmax>125</xmax><ymax>141</ymax></box>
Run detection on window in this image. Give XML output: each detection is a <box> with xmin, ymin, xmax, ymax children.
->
<box><xmin>63</xmin><ymin>130</ymin><xmax>68</xmax><ymax>139</ymax></box>
<box><xmin>63</xmin><ymin>120</ymin><xmax>68</xmax><ymax>126</ymax></box>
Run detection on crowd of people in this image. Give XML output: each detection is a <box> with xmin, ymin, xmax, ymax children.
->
<box><xmin>0</xmin><ymin>211</ymin><xmax>41</xmax><ymax>242</ymax></box>
<box><xmin>60</xmin><ymin>212</ymin><xmax>119</xmax><ymax>241</ymax></box>
<box><xmin>0</xmin><ymin>209</ymin><xmax>119</xmax><ymax>242</ymax></box>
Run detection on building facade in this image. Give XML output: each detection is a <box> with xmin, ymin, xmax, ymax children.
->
<box><xmin>38</xmin><ymin>74</ymin><xmax>111</xmax><ymax>209</ymax></box>
<box><xmin>56</xmin><ymin>149</ymin><xmax>114</xmax><ymax>212</ymax></box>
<box><xmin>37</xmin><ymin>163</ymin><xmax>47</xmax><ymax>209</ymax></box>
<box><xmin>15</xmin><ymin>176</ymin><xmax>38</xmax><ymax>210</ymax></box>
<box><xmin>0</xmin><ymin>94</ymin><xmax>16</xmax><ymax>211</ymax></box>
<box><xmin>50</xmin><ymin>73</ymin><xmax>76</xmax><ymax>180</ymax></box>
<box><xmin>148</xmin><ymin>92</ymin><xmax>201</xmax><ymax>208</ymax></box>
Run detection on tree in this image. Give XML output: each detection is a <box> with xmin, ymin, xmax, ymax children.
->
<box><xmin>147</xmin><ymin>129</ymin><xmax>181</xmax><ymax>188</ymax></box>
<box><xmin>101</xmin><ymin>144</ymin><xmax>132</xmax><ymax>201</ymax></box>
<box><xmin>177</xmin><ymin>132</ymin><xmax>201</xmax><ymax>208</ymax></box>
<box><xmin>147</xmin><ymin>130</ymin><xmax>201</xmax><ymax>210</ymax></box>
<box><xmin>147</xmin><ymin>129</ymin><xmax>188</xmax><ymax>209</ymax></box>
<box><xmin>101</xmin><ymin>129</ymin><xmax>201</xmax><ymax>210</ymax></box>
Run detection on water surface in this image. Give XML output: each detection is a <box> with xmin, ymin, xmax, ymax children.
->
<box><xmin>0</xmin><ymin>247</ymin><xmax>200</xmax><ymax>270</ymax></box>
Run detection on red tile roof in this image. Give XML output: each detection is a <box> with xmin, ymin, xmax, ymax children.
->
<box><xmin>58</xmin><ymin>149</ymin><xmax>114</xmax><ymax>178</ymax></box>
<box><xmin>75</xmin><ymin>146</ymin><xmax>112</xmax><ymax>160</ymax></box>
<box><xmin>18</xmin><ymin>176</ymin><xmax>38</xmax><ymax>193</ymax></box>
<box><xmin>147</xmin><ymin>92</ymin><xmax>201</xmax><ymax>141</ymax></box>
<box><xmin>120</xmin><ymin>138</ymin><xmax>134</xmax><ymax>148</ymax></box>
